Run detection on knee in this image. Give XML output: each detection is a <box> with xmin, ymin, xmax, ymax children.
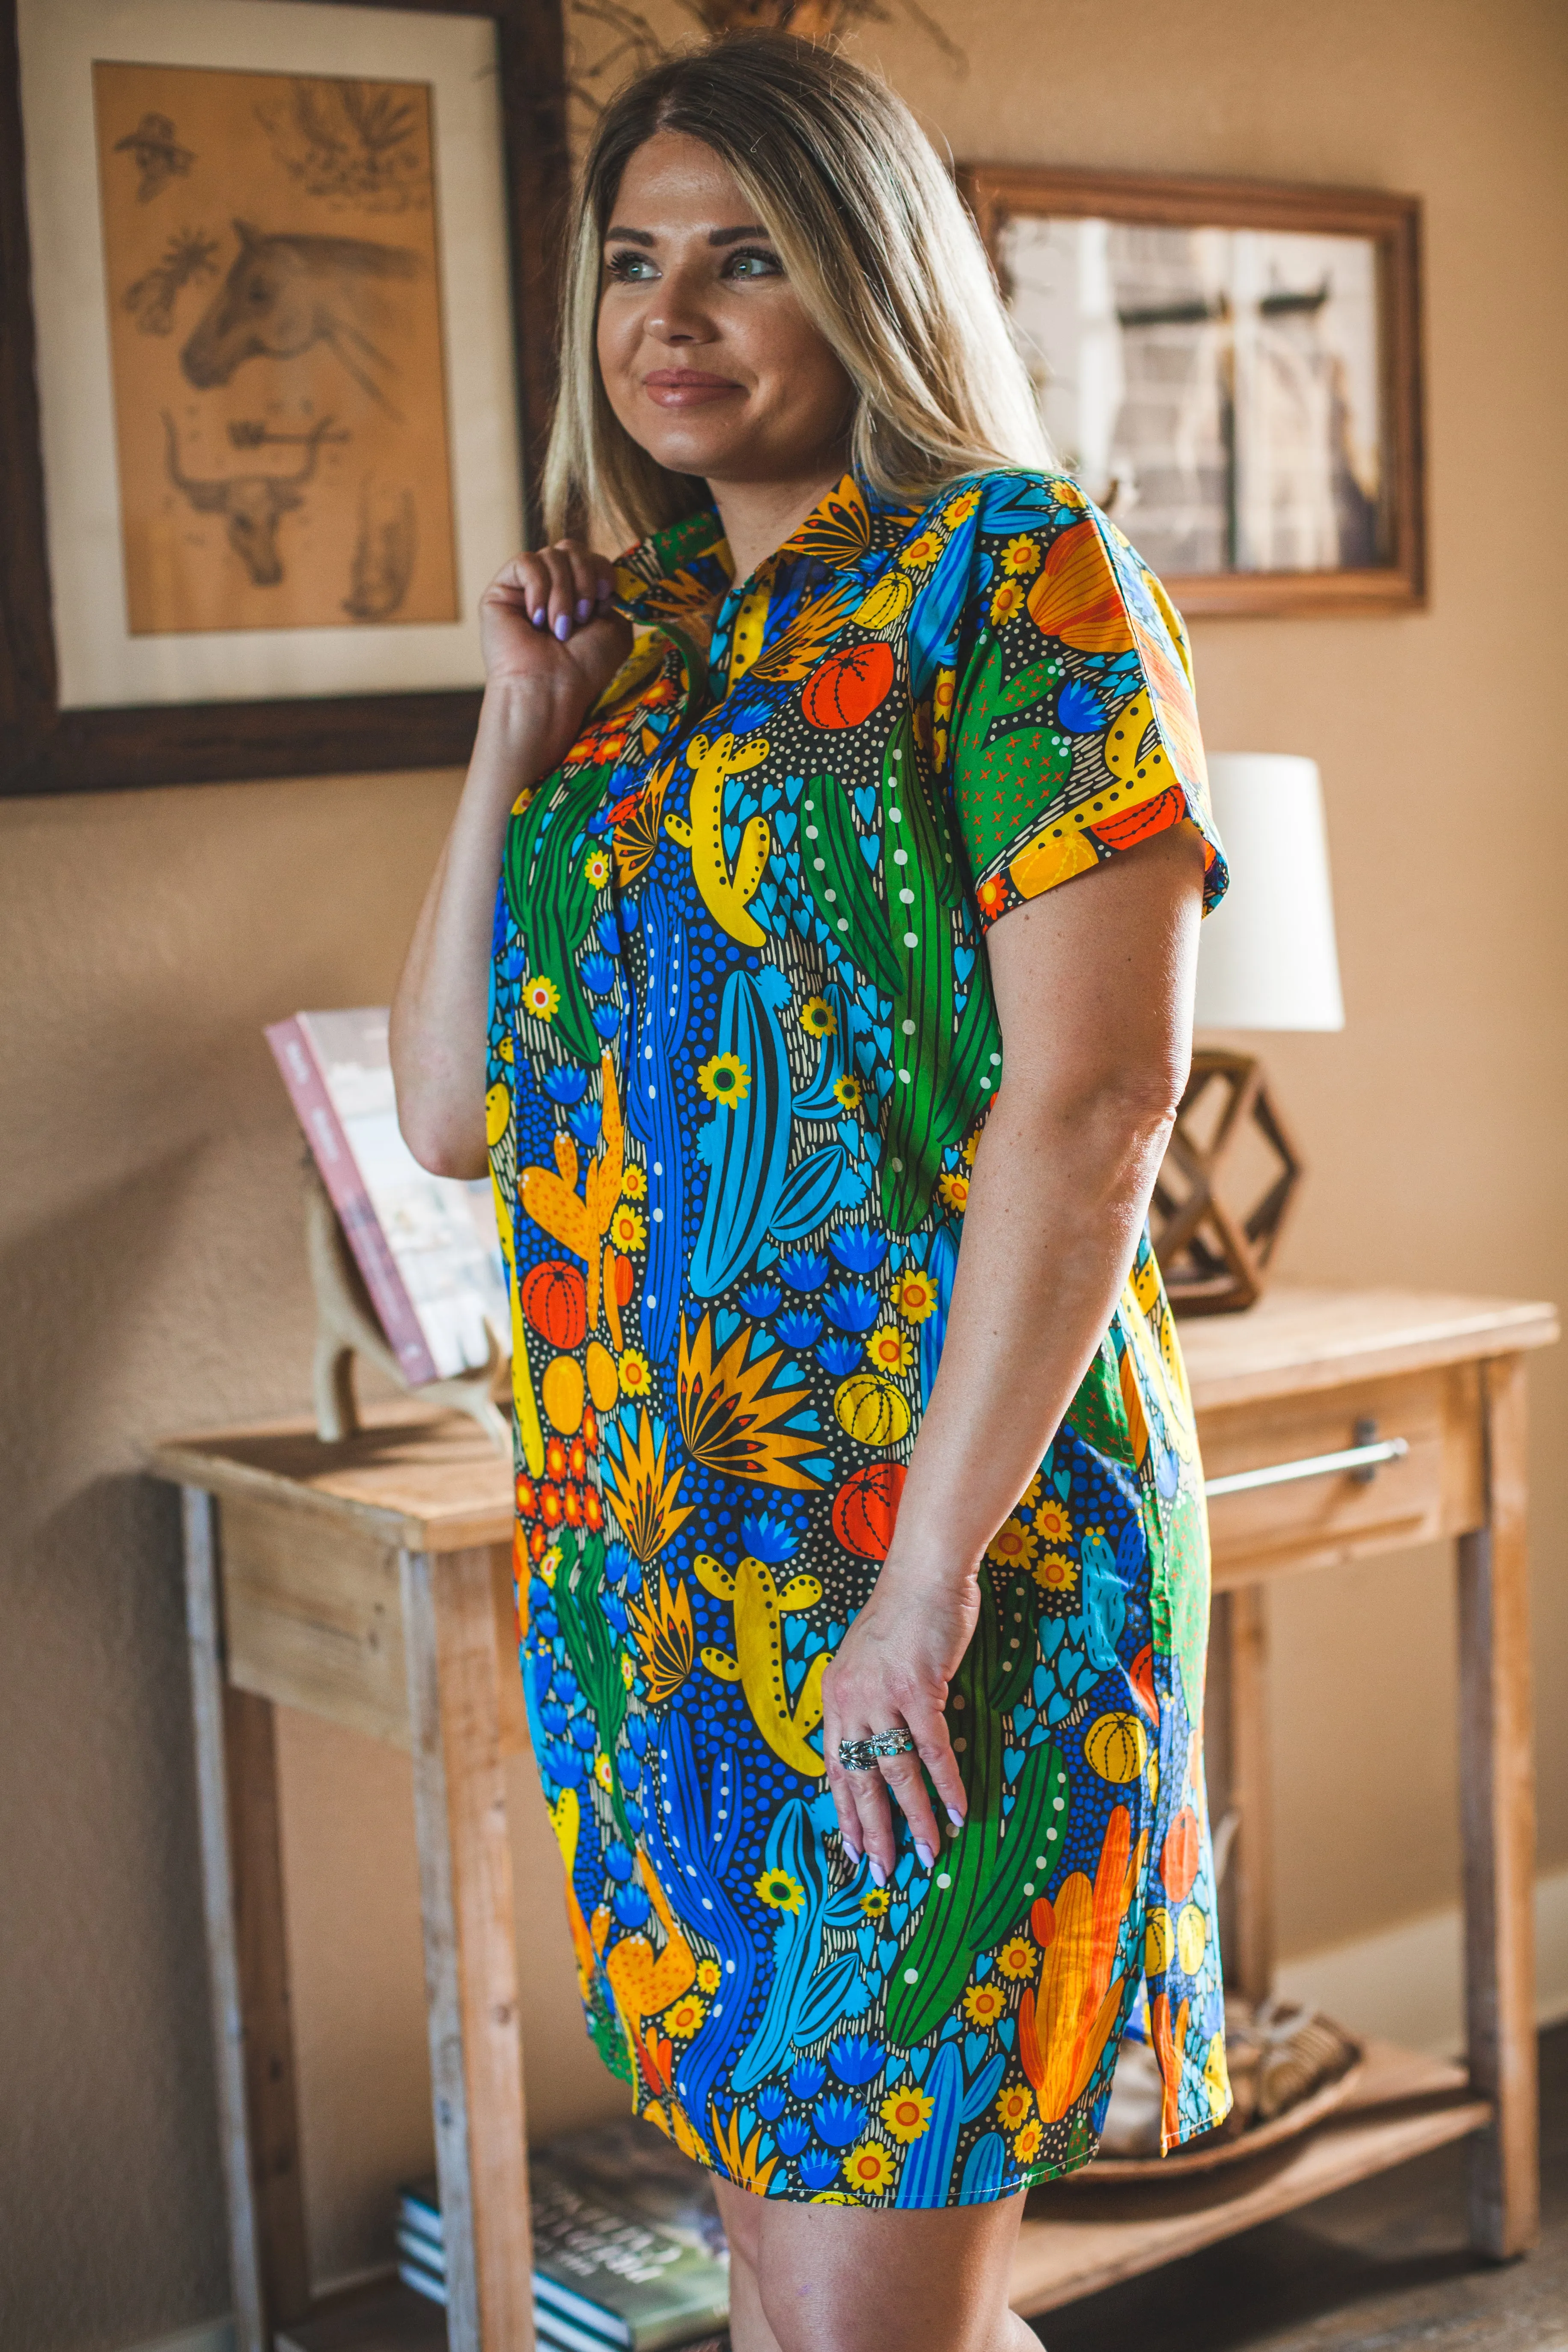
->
<box><xmin>714</xmin><ymin>2178</ymin><xmax>763</xmax><ymax>2274</ymax></box>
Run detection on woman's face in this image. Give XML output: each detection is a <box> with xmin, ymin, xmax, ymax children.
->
<box><xmin>596</xmin><ymin>130</ymin><xmax>855</xmax><ymax>493</ymax></box>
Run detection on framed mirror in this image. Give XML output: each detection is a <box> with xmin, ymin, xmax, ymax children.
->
<box><xmin>959</xmin><ymin>165</ymin><xmax>1425</xmax><ymax>617</ymax></box>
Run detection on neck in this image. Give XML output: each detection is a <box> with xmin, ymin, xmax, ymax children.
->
<box><xmin>706</xmin><ymin>455</ymin><xmax>850</xmax><ymax>587</ymax></box>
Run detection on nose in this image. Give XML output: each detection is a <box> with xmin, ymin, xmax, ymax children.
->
<box><xmin>643</xmin><ymin>262</ymin><xmax>717</xmax><ymax>348</ymax></box>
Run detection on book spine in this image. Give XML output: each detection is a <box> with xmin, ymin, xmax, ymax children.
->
<box><xmin>265</xmin><ymin>1018</ymin><xmax>438</xmax><ymax>1386</ymax></box>
<box><xmin>399</xmin><ymin>2258</ymin><xmax>448</xmax><ymax>2307</ymax></box>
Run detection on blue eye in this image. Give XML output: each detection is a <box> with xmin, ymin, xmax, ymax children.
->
<box><xmin>606</xmin><ymin>250</ymin><xmax>657</xmax><ymax>282</ymax></box>
<box><xmin>726</xmin><ymin>247</ymin><xmax>783</xmax><ymax>280</ymax></box>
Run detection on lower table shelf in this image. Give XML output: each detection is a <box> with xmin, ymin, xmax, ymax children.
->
<box><xmin>274</xmin><ymin>2042</ymin><xmax>1488</xmax><ymax>2350</ymax></box>
<box><xmin>1012</xmin><ymin>2039</ymin><xmax>1489</xmax><ymax>2313</ymax></box>
<box><xmin>277</xmin><ymin>2285</ymin><xmax>445</xmax><ymax>2352</ymax></box>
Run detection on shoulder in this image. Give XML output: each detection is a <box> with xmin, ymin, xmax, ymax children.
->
<box><xmin>914</xmin><ymin>467</ymin><xmax>1095</xmax><ymax>538</ymax></box>
<box><xmin>895</xmin><ymin>467</ymin><xmax>1134</xmax><ymax>602</ymax></box>
<box><xmin>935</xmin><ymin>469</ymin><xmax>1195</xmax><ymax>674</ymax></box>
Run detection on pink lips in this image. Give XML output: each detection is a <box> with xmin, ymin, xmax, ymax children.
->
<box><xmin>641</xmin><ymin>369</ymin><xmax>744</xmax><ymax>409</ymax></box>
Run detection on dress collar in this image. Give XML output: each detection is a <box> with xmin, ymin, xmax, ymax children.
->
<box><xmin>611</xmin><ymin>468</ymin><xmax>916</xmax><ymax>639</ymax></box>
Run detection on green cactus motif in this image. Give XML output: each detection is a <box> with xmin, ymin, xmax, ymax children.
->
<box><xmin>948</xmin><ymin>633</ymin><xmax>1074</xmax><ymax>874</ymax></box>
<box><xmin>551</xmin><ymin>1528</ymin><xmax>631</xmax><ymax>1843</ymax></box>
<box><xmin>885</xmin><ymin>1563</ymin><xmax>1070</xmax><ymax>2046</ymax></box>
<box><xmin>503</xmin><ymin>765</ymin><xmax>615</xmax><ymax>1066</ymax></box>
<box><xmin>880</xmin><ymin>714</ymin><xmax>1003</xmax><ymax>1232</ymax></box>
<box><xmin>798</xmin><ymin>772</ymin><xmax>903</xmax><ymax>996</ymax></box>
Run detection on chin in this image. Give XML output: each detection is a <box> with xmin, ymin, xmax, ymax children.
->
<box><xmin>635</xmin><ymin>427</ymin><xmax>738</xmax><ymax>480</ymax></box>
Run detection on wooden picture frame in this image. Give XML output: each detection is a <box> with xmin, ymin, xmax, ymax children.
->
<box><xmin>958</xmin><ymin>164</ymin><xmax>1426</xmax><ymax>619</ymax></box>
<box><xmin>0</xmin><ymin>0</ymin><xmax>568</xmax><ymax>797</ymax></box>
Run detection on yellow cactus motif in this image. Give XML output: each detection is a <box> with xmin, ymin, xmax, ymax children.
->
<box><xmin>663</xmin><ymin>731</ymin><xmax>771</xmax><ymax>946</ymax></box>
<box><xmin>695</xmin><ymin>1550</ymin><xmax>827</xmax><ymax>1776</ymax></box>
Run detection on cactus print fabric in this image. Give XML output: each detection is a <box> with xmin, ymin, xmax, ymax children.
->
<box><xmin>488</xmin><ymin>467</ymin><xmax>1232</xmax><ymax>2206</ymax></box>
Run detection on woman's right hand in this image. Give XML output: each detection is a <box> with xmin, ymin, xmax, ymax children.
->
<box><xmin>479</xmin><ymin>538</ymin><xmax>633</xmax><ymax>754</ymax></box>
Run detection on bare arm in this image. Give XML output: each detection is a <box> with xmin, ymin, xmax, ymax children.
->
<box><xmin>390</xmin><ymin>543</ymin><xmax>631</xmax><ymax>1177</ymax></box>
<box><xmin>821</xmin><ymin>821</ymin><xmax>1205</xmax><ymax>1877</ymax></box>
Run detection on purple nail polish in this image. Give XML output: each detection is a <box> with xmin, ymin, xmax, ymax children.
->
<box><xmin>530</xmin><ymin>607</ymin><xmax>546</xmax><ymax>628</ymax></box>
<box><xmin>576</xmin><ymin>597</ymin><xmax>592</xmax><ymax>621</ymax></box>
<box><xmin>869</xmin><ymin>1858</ymin><xmax>887</xmax><ymax>1888</ymax></box>
<box><xmin>553</xmin><ymin>613</ymin><xmax>571</xmax><ymax>641</ymax></box>
<box><xmin>947</xmin><ymin>1807</ymin><xmax>965</xmax><ymax>1830</ymax></box>
<box><xmin>915</xmin><ymin>1840</ymin><xmax>934</xmax><ymax>1869</ymax></box>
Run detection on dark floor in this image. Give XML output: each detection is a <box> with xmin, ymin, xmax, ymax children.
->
<box><xmin>1040</xmin><ymin>2023</ymin><xmax>1568</xmax><ymax>2352</ymax></box>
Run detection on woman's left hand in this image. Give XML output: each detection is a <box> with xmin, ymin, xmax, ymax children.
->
<box><xmin>821</xmin><ymin>1561</ymin><xmax>976</xmax><ymax>1882</ymax></box>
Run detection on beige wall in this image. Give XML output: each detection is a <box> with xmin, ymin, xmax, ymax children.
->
<box><xmin>2</xmin><ymin>1</ymin><xmax>1564</xmax><ymax>2343</ymax></box>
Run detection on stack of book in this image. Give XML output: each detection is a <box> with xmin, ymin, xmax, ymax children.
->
<box><xmin>266</xmin><ymin>1006</ymin><xmax>509</xmax><ymax>1386</ymax></box>
<box><xmin>397</xmin><ymin>2117</ymin><xmax>730</xmax><ymax>2352</ymax></box>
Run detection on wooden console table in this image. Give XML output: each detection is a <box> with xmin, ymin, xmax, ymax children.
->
<box><xmin>149</xmin><ymin>1285</ymin><xmax>1556</xmax><ymax>2352</ymax></box>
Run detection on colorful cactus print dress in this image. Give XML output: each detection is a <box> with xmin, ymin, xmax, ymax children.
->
<box><xmin>487</xmin><ymin>465</ymin><xmax>1232</xmax><ymax>2207</ymax></box>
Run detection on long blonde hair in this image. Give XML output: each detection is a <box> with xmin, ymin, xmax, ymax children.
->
<box><xmin>542</xmin><ymin>32</ymin><xmax>1049</xmax><ymax>542</ymax></box>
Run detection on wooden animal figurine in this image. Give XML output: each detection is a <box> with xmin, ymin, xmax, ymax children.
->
<box><xmin>301</xmin><ymin>1162</ymin><xmax>511</xmax><ymax>1456</ymax></box>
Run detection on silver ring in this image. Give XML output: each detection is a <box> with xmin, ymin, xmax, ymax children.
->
<box><xmin>837</xmin><ymin>1728</ymin><xmax>916</xmax><ymax>1772</ymax></box>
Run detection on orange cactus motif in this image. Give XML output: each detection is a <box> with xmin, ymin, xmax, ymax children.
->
<box><xmin>1017</xmin><ymin>1805</ymin><xmax>1147</xmax><ymax>2123</ymax></box>
<box><xmin>595</xmin><ymin>1851</ymin><xmax>699</xmax><ymax>2098</ymax></box>
<box><xmin>519</xmin><ymin>1051</ymin><xmax>626</xmax><ymax>1334</ymax></box>
<box><xmin>1151</xmin><ymin>1989</ymin><xmax>1192</xmax><ymax>2152</ymax></box>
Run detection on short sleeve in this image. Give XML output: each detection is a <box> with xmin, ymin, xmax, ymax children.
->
<box><xmin>946</xmin><ymin>475</ymin><xmax>1228</xmax><ymax>931</ymax></box>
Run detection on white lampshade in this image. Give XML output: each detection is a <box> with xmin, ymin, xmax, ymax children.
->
<box><xmin>1195</xmin><ymin>754</ymin><xmax>1345</xmax><ymax>1032</ymax></box>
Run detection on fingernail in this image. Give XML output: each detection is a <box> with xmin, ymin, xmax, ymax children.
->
<box><xmin>598</xmin><ymin>583</ymin><xmax>613</xmax><ymax>604</ymax></box>
<box><xmin>869</xmin><ymin>1859</ymin><xmax>887</xmax><ymax>1888</ymax></box>
<box><xmin>530</xmin><ymin>607</ymin><xmax>546</xmax><ymax>628</ymax></box>
<box><xmin>553</xmin><ymin>613</ymin><xmax>571</xmax><ymax>641</ymax></box>
<box><xmin>576</xmin><ymin>598</ymin><xmax>592</xmax><ymax>621</ymax></box>
<box><xmin>947</xmin><ymin>1807</ymin><xmax>966</xmax><ymax>1829</ymax></box>
<box><xmin>915</xmin><ymin>1840</ymin><xmax>935</xmax><ymax>1869</ymax></box>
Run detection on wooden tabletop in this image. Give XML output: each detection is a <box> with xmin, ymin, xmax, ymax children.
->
<box><xmin>149</xmin><ymin>1287</ymin><xmax>1558</xmax><ymax>1554</ymax></box>
<box><xmin>1178</xmin><ymin>1285</ymin><xmax>1557</xmax><ymax>1412</ymax></box>
<box><xmin>149</xmin><ymin>1400</ymin><xmax>516</xmax><ymax>1551</ymax></box>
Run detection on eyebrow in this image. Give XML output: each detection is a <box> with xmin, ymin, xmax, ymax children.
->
<box><xmin>602</xmin><ymin>223</ymin><xmax>774</xmax><ymax>247</ymax></box>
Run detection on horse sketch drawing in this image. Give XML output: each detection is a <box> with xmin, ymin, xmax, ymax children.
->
<box><xmin>162</xmin><ymin>413</ymin><xmax>346</xmax><ymax>586</ymax></box>
<box><xmin>181</xmin><ymin>220</ymin><xmax>422</xmax><ymax>416</ymax></box>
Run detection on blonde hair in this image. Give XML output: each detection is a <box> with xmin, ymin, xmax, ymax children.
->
<box><xmin>542</xmin><ymin>31</ymin><xmax>1049</xmax><ymax>542</ymax></box>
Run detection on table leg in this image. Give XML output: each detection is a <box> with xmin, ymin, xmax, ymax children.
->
<box><xmin>182</xmin><ymin>1487</ymin><xmax>311</xmax><ymax>2352</ymax></box>
<box><xmin>402</xmin><ymin>1544</ymin><xmax>535</xmax><ymax>2352</ymax></box>
<box><xmin>1212</xmin><ymin>1585</ymin><xmax>1275</xmax><ymax>2003</ymax></box>
<box><xmin>1458</xmin><ymin>1353</ymin><xmax>1539</xmax><ymax>2258</ymax></box>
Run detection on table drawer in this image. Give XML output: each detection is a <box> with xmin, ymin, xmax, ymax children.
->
<box><xmin>1197</xmin><ymin>1364</ymin><xmax>1484</xmax><ymax>1586</ymax></box>
<box><xmin>219</xmin><ymin>1495</ymin><xmax>528</xmax><ymax>1755</ymax></box>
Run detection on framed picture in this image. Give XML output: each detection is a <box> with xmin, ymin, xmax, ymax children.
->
<box><xmin>1</xmin><ymin>0</ymin><xmax>567</xmax><ymax>795</ymax></box>
<box><xmin>958</xmin><ymin>165</ymin><xmax>1425</xmax><ymax>618</ymax></box>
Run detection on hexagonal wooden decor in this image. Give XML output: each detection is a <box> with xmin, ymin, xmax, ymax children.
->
<box><xmin>1152</xmin><ymin>1049</ymin><xmax>1305</xmax><ymax>1315</ymax></box>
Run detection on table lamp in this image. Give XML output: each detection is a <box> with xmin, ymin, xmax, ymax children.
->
<box><xmin>1154</xmin><ymin>753</ymin><xmax>1344</xmax><ymax>1314</ymax></box>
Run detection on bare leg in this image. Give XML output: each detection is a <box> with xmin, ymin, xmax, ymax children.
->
<box><xmin>714</xmin><ymin>2180</ymin><xmax>1041</xmax><ymax>2352</ymax></box>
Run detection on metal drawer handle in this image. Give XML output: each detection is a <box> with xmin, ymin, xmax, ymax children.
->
<box><xmin>1205</xmin><ymin>1418</ymin><xmax>1409</xmax><ymax>1501</ymax></box>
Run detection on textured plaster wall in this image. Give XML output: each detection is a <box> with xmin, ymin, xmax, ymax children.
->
<box><xmin>1</xmin><ymin>0</ymin><xmax>1565</xmax><ymax>2344</ymax></box>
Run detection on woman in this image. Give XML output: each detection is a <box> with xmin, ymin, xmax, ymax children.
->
<box><xmin>393</xmin><ymin>33</ymin><xmax>1229</xmax><ymax>2352</ymax></box>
